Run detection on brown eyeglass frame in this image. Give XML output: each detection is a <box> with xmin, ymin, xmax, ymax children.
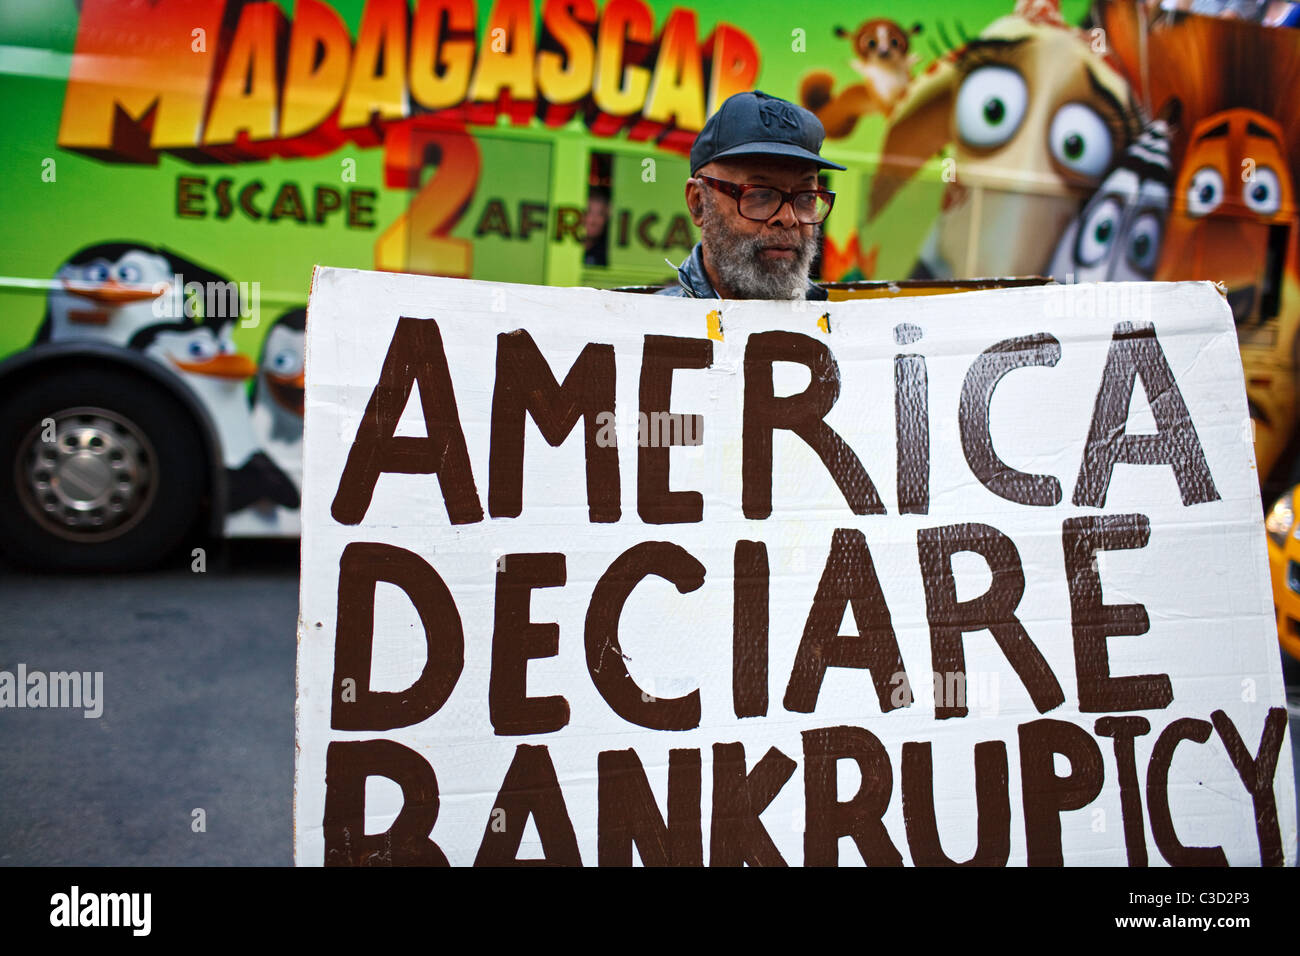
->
<box><xmin>693</xmin><ymin>175</ymin><xmax>836</xmax><ymax>224</ymax></box>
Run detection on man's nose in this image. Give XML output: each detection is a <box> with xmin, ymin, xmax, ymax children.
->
<box><xmin>767</xmin><ymin>199</ymin><xmax>799</xmax><ymax>228</ymax></box>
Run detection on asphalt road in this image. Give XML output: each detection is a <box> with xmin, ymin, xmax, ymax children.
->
<box><xmin>0</xmin><ymin>541</ymin><xmax>1297</xmax><ymax>866</ymax></box>
<box><xmin>0</xmin><ymin>542</ymin><xmax>298</xmax><ymax>866</ymax></box>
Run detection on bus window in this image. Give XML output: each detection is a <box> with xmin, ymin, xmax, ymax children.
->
<box><xmin>584</xmin><ymin>153</ymin><xmax>612</xmax><ymax>268</ymax></box>
<box><xmin>1261</xmin><ymin>222</ymin><xmax>1291</xmax><ymax>322</ymax></box>
<box><xmin>603</xmin><ymin>152</ymin><xmax>696</xmax><ymax>286</ymax></box>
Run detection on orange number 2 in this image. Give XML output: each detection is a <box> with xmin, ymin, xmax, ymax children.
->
<box><xmin>375</xmin><ymin>119</ymin><xmax>481</xmax><ymax>277</ymax></box>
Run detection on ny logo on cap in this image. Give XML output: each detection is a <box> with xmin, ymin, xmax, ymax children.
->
<box><xmin>758</xmin><ymin>99</ymin><xmax>800</xmax><ymax>131</ymax></box>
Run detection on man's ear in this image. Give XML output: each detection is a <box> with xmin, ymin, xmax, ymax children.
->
<box><xmin>685</xmin><ymin>178</ymin><xmax>705</xmax><ymax>225</ymax></box>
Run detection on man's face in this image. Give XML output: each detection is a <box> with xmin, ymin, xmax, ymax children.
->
<box><xmin>582</xmin><ymin>196</ymin><xmax>610</xmax><ymax>241</ymax></box>
<box><xmin>687</xmin><ymin>156</ymin><xmax>823</xmax><ymax>299</ymax></box>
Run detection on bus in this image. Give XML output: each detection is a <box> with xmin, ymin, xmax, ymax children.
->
<box><xmin>1</xmin><ymin>0</ymin><xmax>1296</xmax><ymax>571</ymax></box>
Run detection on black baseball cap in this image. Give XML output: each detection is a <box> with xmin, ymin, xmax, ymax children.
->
<box><xmin>690</xmin><ymin>90</ymin><xmax>846</xmax><ymax>176</ymax></box>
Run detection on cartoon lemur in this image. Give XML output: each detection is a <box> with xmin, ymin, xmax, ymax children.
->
<box><xmin>1048</xmin><ymin>107</ymin><xmax>1177</xmax><ymax>282</ymax></box>
<box><xmin>800</xmin><ymin>20</ymin><xmax>923</xmax><ymax>139</ymax></box>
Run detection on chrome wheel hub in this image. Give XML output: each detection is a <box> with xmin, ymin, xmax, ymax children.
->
<box><xmin>16</xmin><ymin>407</ymin><xmax>157</xmax><ymax>541</ymax></box>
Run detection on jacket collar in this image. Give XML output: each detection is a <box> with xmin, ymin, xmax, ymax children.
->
<box><xmin>672</xmin><ymin>242</ymin><xmax>829</xmax><ymax>300</ymax></box>
<box><xmin>672</xmin><ymin>243</ymin><xmax>717</xmax><ymax>298</ymax></box>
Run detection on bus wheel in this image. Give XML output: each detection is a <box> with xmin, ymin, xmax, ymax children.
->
<box><xmin>0</xmin><ymin>366</ymin><xmax>208</xmax><ymax>571</ymax></box>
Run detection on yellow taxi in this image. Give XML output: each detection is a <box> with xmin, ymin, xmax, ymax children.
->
<box><xmin>1265</xmin><ymin>484</ymin><xmax>1300</xmax><ymax>663</ymax></box>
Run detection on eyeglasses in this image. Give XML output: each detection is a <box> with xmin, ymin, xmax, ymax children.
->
<box><xmin>694</xmin><ymin>175</ymin><xmax>835</xmax><ymax>224</ymax></box>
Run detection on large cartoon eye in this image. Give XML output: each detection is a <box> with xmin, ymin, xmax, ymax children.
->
<box><xmin>1243</xmin><ymin>166</ymin><xmax>1281</xmax><ymax>216</ymax></box>
<box><xmin>1186</xmin><ymin>167</ymin><xmax>1223</xmax><ymax>217</ymax></box>
<box><xmin>270</xmin><ymin>349</ymin><xmax>302</xmax><ymax>375</ymax></box>
<box><xmin>117</xmin><ymin>263</ymin><xmax>142</xmax><ymax>283</ymax></box>
<box><xmin>84</xmin><ymin>262</ymin><xmax>111</xmax><ymax>282</ymax></box>
<box><xmin>1076</xmin><ymin>197</ymin><xmax>1123</xmax><ymax>267</ymax></box>
<box><xmin>955</xmin><ymin>66</ymin><xmax>1028</xmax><ymax>148</ymax></box>
<box><xmin>1126</xmin><ymin>212</ymin><xmax>1162</xmax><ymax>275</ymax></box>
<box><xmin>1049</xmin><ymin>104</ymin><xmax>1113</xmax><ymax>179</ymax></box>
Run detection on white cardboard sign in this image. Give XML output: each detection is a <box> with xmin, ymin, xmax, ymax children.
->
<box><xmin>295</xmin><ymin>267</ymin><xmax>1296</xmax><ymax>866</ymax></box>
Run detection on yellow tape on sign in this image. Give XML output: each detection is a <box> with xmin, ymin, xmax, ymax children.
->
<box><xmin>706</xmin><ymin>309</ymin><xmax>723</xmax><ymax>342</ymax></box>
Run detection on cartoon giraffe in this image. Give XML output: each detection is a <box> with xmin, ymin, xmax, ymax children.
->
<box><xmin>866</xmin><ymin>0</ymin><xmax>1139</xmax><ymax>279</ymax></box>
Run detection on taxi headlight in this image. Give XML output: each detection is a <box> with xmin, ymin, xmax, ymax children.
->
<box><xmin>1265</xmin><ymin>492</ymin><xmax>1294</xmax><ymax>549</ymax></box>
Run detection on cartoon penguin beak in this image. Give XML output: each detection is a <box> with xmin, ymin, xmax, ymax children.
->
<box><xmin>173</xmin><ymin>353</ymin><xmax>258</xmax><ymax>379</ymax></box>
<box><xmin>270</xmin><ymin>370</ymin><xmax>306</xmax><ymax>389</ymax></box>
<box><xmin>63</xmin><ymin>278</ymin><xmax>167</xmax><ymax>304</ymax></box>
<box><xmin>61</xmin><ymin>280</ymin><xmax>168</xmax><ymax>325</ymax></box>
<box><xmin>268</xmin><ymin>370</ymin><xmax>306</xmax><ymax>416</ymax></box>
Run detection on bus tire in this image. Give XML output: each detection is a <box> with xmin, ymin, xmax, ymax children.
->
<box><xmin>0</xmin><ymin>365</ymin><xmax>209</xmax><ymax>571</ymax></box>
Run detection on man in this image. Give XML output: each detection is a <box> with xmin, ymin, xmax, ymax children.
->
<box><xmin>581</xmin><ymin>186</ymin><xmax>610</xmax><ymax>267</ymax></box>
<box><xmin>657</xmin><ymin>90</ymin><xmax>845</xmax><ymax>300</ymax></box>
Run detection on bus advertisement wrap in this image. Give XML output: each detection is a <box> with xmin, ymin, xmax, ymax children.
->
<box><xmin>0</xmin><ymin>0</ymin><xmax>1297</xmax><ymax>577</ymax></box>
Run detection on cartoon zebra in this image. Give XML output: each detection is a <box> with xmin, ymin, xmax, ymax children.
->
<box><xmin>1048</xmin><ymin>113</ymin><xmax>1176</xmax><ymax>283</ymax></box>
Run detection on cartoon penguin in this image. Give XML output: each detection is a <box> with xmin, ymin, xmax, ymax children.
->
<box><xmin>35</xmin><ymin>243</ymin><xmax>233</xmax><ymax>348</ymax></box>
<box><xmin>249</xmin><ymin>308</ymin><xmax>306</xmax><ymax>523</ymax></box>
<box><xmin>251</xmin><ymin>308</ymin><xmax>306</xmax><ymax>448</ymax></box>
<box><xmin>1048</xmin><ymin>113</ymin><xmax>1176</xmax><ymax>282</ymax></box>
<box><xmin>128</xmin><ymin>319</ymin><xmax>299</xmax><ymax>514</ymax></box>
<box><xmin>36</xmin><ymin>243</ymin><xmax>175</xmax><ymax>346</ymax></box>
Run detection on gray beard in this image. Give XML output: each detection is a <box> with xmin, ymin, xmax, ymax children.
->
<box><xmin>699</xmin><ymin>197</ymin><xmax>819</xmax><ymax>299</ymax></box>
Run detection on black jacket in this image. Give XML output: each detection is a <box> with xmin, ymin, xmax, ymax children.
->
<box><xmin>655</xmin><ymin>242</ymin><xmax>829</xmax><ymax>300</ymax></box>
